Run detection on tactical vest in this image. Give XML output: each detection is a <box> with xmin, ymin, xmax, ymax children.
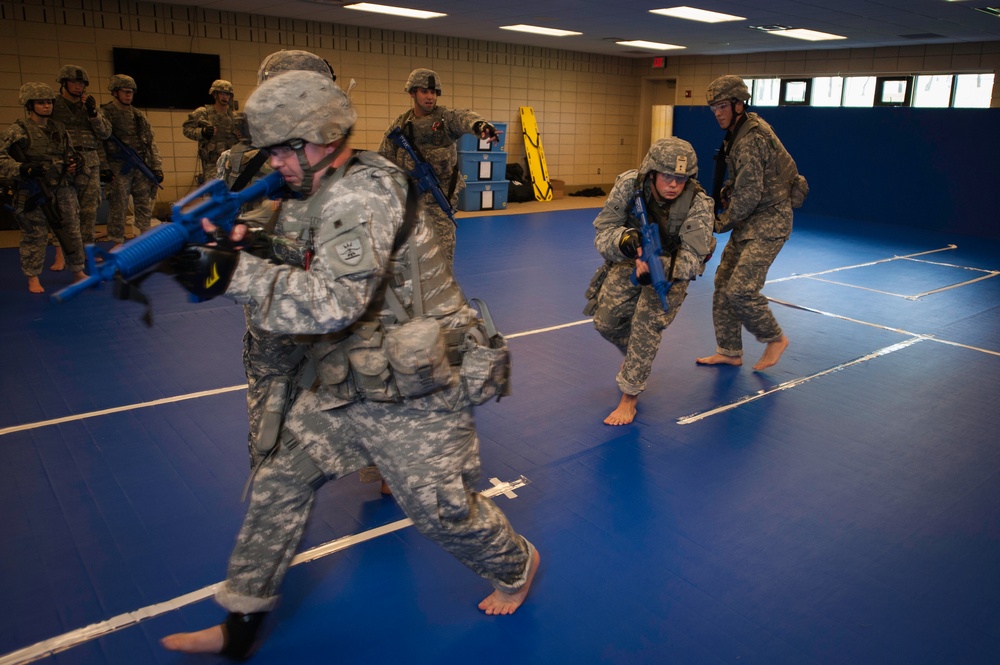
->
<box><xmin>727</xmin><ymin>113</ymin><xmax>799</xmax><ymax>210</ymax></box>
<box><xmin>639</xmin><ymin>176</ymin><xmax>701</xmax><ymax>253</ymax></box>
<box><xmin>52</xmin><ymin>97</ymin><xmax>101</xmax><ymax>151</ymax></box>
<box><xmin>14</xmin><ymin>119</ymin><xmax>72</xmax><ymax>184</ymax></box>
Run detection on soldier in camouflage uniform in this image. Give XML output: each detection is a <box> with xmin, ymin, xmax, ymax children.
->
<box><xmin>182</xmin><ymin>79</ymin><xmax>239</xmax><ymax>185</ymax></box>
<box><xmin>161</xmin><ymin>71</ymin><xmax>537</xmax><ymax>660</ymax></box>
<box><xmin>591</xmin><ymin>138</ymin><xmax>715</xmax><ymax>425</ymax></box>
<box><xmin>696</xmin><ymin>75</ymin><xmax>806</xmax><ymax>371</ymax></box>
<box><xmin>0</xmin><ymin>83</ymin><xmax>86</xmax><ymax>293</ymax></box>
<box><xmin>378</xmin><ymin>68</ymin><xmax>499</xmax><ymax>265</ymax></box>
<box><xmin>102</xmin><ymin>74</ymin><xmax>164</xmax><ymax>246</ymax></box>
<box><xmin>51</xmin><ymin>65</ymin><xmax>111</xmax><ymax>267</ymax></box>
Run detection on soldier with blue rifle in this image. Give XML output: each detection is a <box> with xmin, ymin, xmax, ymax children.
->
<box><xmin>590</xmin><ymin>137</ymin><xmax>715</xmax><ymax>425</ymax></box>
<box><xmin>160</xmin><ymin>70</ymin><xmax>538</xmax><ymax>660</ymax></box>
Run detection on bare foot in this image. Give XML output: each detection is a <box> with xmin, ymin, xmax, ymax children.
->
<box><xmin>604</xmin><ymin>393</ymin><xmax>637</xmax><ymax>426</ymax></box>
<box><xmin>753</xmin><ymin>336</ymin><xmax>789</xmax><ymax>371</ymax></box>
<box><xmin>380</xmin><ymin>479</ymin><xmax>392</xmax><ymax>495</ymax></box>
<box><xmin>50</xmin><ymin>248</ymin><xmax>65</xmax><ymax>271</ymax></box>
<box><xmin>72</xmin><ymin>270</ymin><xmax>87</xmax><ymax>283</ymax></box>
<box><xmin>478</xmin><ymin>547</ymin><xmax>540</xmax><ymax>616</ymax></box>
<box><xmin>695</xmin><ymin>353</ymin><xmax>742</xmax><ymax>366</ymax></box>
<box><xmin>161</xmin><ymin>625</ymin><xmax>225</xmax><ymax>654</ymax></box>
<box><xmin>28</xmin><ymin>276</ymin><xmax>44</xmax><ymax>294</ymax></box>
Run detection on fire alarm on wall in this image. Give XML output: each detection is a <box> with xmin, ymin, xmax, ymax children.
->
<box><xmin>684</xmin><ymin>90</ymin><xmax>692</xmax><ymax>98</ymax></box>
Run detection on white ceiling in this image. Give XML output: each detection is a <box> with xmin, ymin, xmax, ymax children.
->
<box><xmin>160</xmin><ymin>0</ymin><xmax>1000</xmax><ymax>58</ymax></box>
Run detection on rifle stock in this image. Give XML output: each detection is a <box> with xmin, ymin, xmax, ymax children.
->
<box><xmin>105</xmin><ymin>133</ymin><xmax>162</xmax><ymax>189</ymax></box>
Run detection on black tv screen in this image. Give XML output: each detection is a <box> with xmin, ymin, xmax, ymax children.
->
<box><xmin>111</xmin><ymin>47</ymin><xmax>222</xmax><ymax>110</ymax></box>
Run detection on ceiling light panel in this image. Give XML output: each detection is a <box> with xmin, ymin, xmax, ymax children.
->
<box><xmin>499</xmin><ymin>24</ymin><xmax>582</xmax><ymax>36</ymax></box>
<box><xmin>650</xmin><ymin>6</ymin><xmax>745</xmax><ymax>23</ymax></box>
<box><xmin>344</xmin><ymin>3</ymin><xmax>445</xmax><ymax>19</ymax></box>
<box><xmin>615</xmin><ymin>40</ymin><xmax>686</xmax><ymax>50</ymax></box>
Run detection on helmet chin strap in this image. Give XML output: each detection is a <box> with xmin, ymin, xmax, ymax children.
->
<box><xmin>289</xmin><ymin>130</ymin><xmax>352</xmax><ymax>197</ymax></box>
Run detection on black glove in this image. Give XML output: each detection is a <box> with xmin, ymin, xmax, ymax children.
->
<box><xmin>201</xmin><ymin>126</ymin><xmax>216</xmax><ymax>140</ymax></box>
<box><xmin>619</xmin><ymin>228</ymin><xmax>641</xmax><ymax>259</ymax></box>
<box><xmin>19</xmin><ymin>162</ymin><xmax>40</xmax><ymax>179</ymax></box>
<box><xmin>153</xmin><ymin>170</ymin><xmax>164</xmax><ymax>183</ymax></box>
<box><xmin>84</xmin><ymin>95</ymin><xmax>97</xmax><ymax>117</ymax></box>
<box><xmin>100</xmin><ymin>169</ymin><xmax>115</xmax><ymax>184</ymax></box>
<box><xmin>473</xmin><ymin>121</ymin><xmax>497</xmax><ymax>139</ymax></box>
<box><xmin>172</xmin><ymin>244</ymin><xmax>239</xmax><ymax>301</ymax></box>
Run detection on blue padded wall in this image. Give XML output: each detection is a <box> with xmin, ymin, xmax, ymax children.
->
<box><xmin>673</xmin><ymin>106</ymin><xmax>999</xmax><ymax>240</ymax></box>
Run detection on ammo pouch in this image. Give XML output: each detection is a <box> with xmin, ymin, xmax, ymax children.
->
<box><xmin>790</xmin><ymin>174</ymin><xmax>809</xmax><ymax>209</ymax></box>
<box><xmin>583</xmin><ymin>261</ymin><xmax>612</xmax><ymax>316</ymax></box>
<box><xmin>461</xmin><ymin>297</ymin><xmax>511</xmax><ymax>405</ymax></box>
<box><xmin>385</xmin><ymin>316</ymin><xmax>454</xmax><ymax>398</ymax></box>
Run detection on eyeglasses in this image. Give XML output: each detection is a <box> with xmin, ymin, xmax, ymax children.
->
<box><xmin>656</xmin><ymin>172</ymin><xmax>689</xmax><ymax>185</ymax></box>
<box><xmin>709</xmin><ymin>101</ymin><xmax>731</xmax><ymax>112</ymax></box>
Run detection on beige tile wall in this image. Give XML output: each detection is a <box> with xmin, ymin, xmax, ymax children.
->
<box><xmin>0</xmin><ymin>0</ymin><xmax>997</xmax><ymax>210</ymax></box>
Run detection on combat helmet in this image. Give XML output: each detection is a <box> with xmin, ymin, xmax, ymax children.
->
<box><xmin>404</xmin><ymin>68</ymin><xmax>442</xmax><ymax>95</ymax></box>
<box><xmin>245</xmin><ymin>70</ymin><xmax>356</xmax><ymax>148</ymax></box>
<box><xmin>706</xmin><ymin>75</ymin><xmax>750</xmax><ymax>105</ymax></box>
<box><xmin>209</xmin><ymin>80</ymin><xmax>235</xmax><ymax>96</ymax></box>
<box><xmin>19</xmin><ymin>82</ymin><xmax>56</xmax><ymax>108</ymax></box>
<box><xmin>257</xmin><ymin>50</ymin><xmax>335</xmax><ymax>84</ymax></box>
<box><xmin>640</xmin><ymin>137</ymin><xmax>698</xmax><ymax>181</ymax></box>
<box><xmin>57</xmin><ymin>65</ymin><xmax>90</xmax><ymax>85</ymax></box>
<box><xmin>108</xmin><ymin>74</ymin><xmax>137</xmax><ymax>93</ymax></box>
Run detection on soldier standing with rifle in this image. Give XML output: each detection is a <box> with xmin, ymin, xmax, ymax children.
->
<box><xmin>50</xmin><ymin>65</ymin><xmax>111</xmax><ymax>269</ymax></box>
<box><xmin>0</xmin><ymin>83</ymin><xmax>86</xmax><ymax>293</ymax></box>
<box><xmin>183</xmin><ymin>80</ymin><xmax>239</xmax><ymax>186</ymax></box>
<box><xmin>101</xmin><ymin>74</ymin><xmax>164</xmax><ymax>248</ymax></box>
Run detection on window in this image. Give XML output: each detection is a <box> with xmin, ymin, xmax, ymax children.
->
<box><xmin>779</xmin><ymin>78</ymin><xmax>812</xmax><ymax>105</ymax></box>
<box><xmin>912</xmin><ymin>75</ymin><xmax>953</xmax><ymax>108</ymax></box>
<box><xmin>749</xmin><ymin>78</ymin><xmax>780</xmax><ymax>106</ymax></box>
<box><xmin>810</xmin><ymin>76</ymin><xmax>843</xmax><ymax>106</ymax></box>
<box><xmin>953</xmin><ymin>73</ymin><xmax>995</xmax><ymax>108</ymax></box>
<box><xmin>842</xmin><ymin>77</ymin><xmax>876</xmax><ymax>107</ymax></box>
<box><xmin>874</xmin><ymin>77</ymin><xmax>912</xmax><ymax>106</ymax></box>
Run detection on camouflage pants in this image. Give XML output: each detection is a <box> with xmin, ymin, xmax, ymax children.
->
<box><xmin>710</xmin><ymin>235</ymin><xmax>786</xmax><ymax>356</ymax></box>
<box><xmin>242</xmin><ymin>311</ymin><xmax>305</xmax><ymax>469</ymax></box>
<box><xmin>71</xmin><ymin>149</ymin><xmax>102</xmax><ymax>244</ymax></box>
<box><xmin>17</xmin><ymin>184</ymin><xmax>85</xmax><ymax>276</ymax></box>
<box><xmin>105</xmin><ymin>166</ymin><xmax>157</xmax><ymax>243</ymax></box>
<box><xmin>424</xmin><ymin>195</ymin><xmax>457</xmax><ymax>265</ymax></box>
<box><xmin>593</xmin><ymin>260</ymin><xmax>688</xmax><ymax>395</ymax></box>
<box><xmin>216</xmin><ymin>383</ymin><xmax>533</xmax><ymax>613</ymax></box>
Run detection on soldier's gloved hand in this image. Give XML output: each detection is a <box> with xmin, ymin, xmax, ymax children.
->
<box><xmin>171</xmin><ymin>244</ymin><xmax>239</xmax><ymax>301</ymax></box>
<box><xmin>201</xmin><ymin>126</ymin><xmax>216</xmax><ymax>140</ymax></box>
<box><xmin>619</xmin><ymin>228</ymin><xmax>641</xmax><ymax>259</ymax></box>
<box><xmin>19</xmin><ymin>163</ymin><xmax>40</xmax><ymax>179</ymax></box>
<box><xmin>153</xmin><ymin>170</ymin><xmax>165</xmax><ymax>183</ymax></box>
<box><xmin>84</xmin><ymin>95</ymin><xmax>98</xmax><ymax>117</ymax></box>
<box><xmin>100</xmin><ymin>169</ymin><xmax>115</xmax><ymax>184</ymax></box>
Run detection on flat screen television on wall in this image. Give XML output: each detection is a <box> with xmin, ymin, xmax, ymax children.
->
<box><xmin>111</xmin><ymin>47</ymin><xmax>222</xmax><ymax>110</ymax></box>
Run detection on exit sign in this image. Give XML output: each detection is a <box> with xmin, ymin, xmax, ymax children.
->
<box><xmin>652</xmin><ymin>56</ymin><xmax>666</xmax><ymax>68</ymax></box>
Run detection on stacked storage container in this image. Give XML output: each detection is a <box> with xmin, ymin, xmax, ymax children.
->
<box><xmin>457</xmin><ymin>122</ymin><xmax>509</xmax><ymax>212</ymax></box>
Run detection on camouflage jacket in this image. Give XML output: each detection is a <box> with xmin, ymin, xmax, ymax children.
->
<box><xmin>377</xmin><ymin>105</ymin><xmax>488</xmax><ymax>202</ymax></box>
<box><xmin>716</xmin><ymin>112</ymin><xmax>798</xmax><ymax>240</ymax></box>
<box><xmin>51</xmin><ymin>95</ymin><xmax>111</xmax><ymax>152</ymax></box>
<box><xmin>594</xmin><ymin>170</ymin><xmax>716</xmax><ymax>281</ymax></box>
<box><xmin>182</xmin><ymin>105</ymin><xmax>238</xmax><ymax>165</ymax></box>
<box><xmin>101</xmin><ymin>102</ymin><xmax>162</xmax><ymax>171</ymax></box>
<box><xmin>0</xmin><ymin>118</ymin><xmax>75</xmax><ymax>185</ymax></box>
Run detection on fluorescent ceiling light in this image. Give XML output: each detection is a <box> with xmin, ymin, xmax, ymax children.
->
<box><xmin>499</xmin><ymin>24</ymin><xmax>581</xmax><ymax>36</ymax></box>
<box><xmin>650</xmin><ymin>6</ymin><xmax>745</xmax><ymax>23</ymax></box>
<box><xmin>616</xmin><ymin>40</ymin><xmax>686</xmax><ymax>50</ymax></box>
<box><xmin>769</xmin><ymin>28</ymin><xmax>846</xmax><ymax>41</ymax></box>
<box><xmin>344</xmin><ymin>3</ymin><xmax>445</xmax><ymax>19</ymax></box>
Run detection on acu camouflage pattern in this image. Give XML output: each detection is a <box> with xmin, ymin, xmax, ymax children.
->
<box><xmin>52</xmin><ymin>95</ymin><xmax>111</xmax><ymax>245</ymax></box>
<box><xmin>710</xmin><ymin>111</ymin><xmax>799</xmax><ymax>356</ymax></box>
<box><xmin>592</xmin><ymin>169</ymin><xmax>714</xmax><ymax>394</ymax></box>
<box><xmin>216</xmin><ymin>151</ymin><xmax>531</xmax><ymax>612</ymax></box>
<box><xmin>101</xmin><ymin>101</ymin><xmax>163</xmax><ymax>242</ymax></box>
<box><xmin>378</xmin><ymin>105</ymin><xmax>489</xmax><ymax>264</ymax></box>
<box><xmin>0</xmin><ymin>119</ymin><xmax>85</xmax><ymax>274</ymax></box>
<box><xmin>182</xmin><ymin>105</ymin><xmax>239</xmax><ymax>182</ymax></box>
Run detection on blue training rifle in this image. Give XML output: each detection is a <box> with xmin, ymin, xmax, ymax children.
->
<box><xmin>104</xmin><ymin>134</ymin><xmax>163</xmax><ymax>189</ymax></box>
<box><xmin>51</xmin><ymin>171</ymin><xmax>287</xmax><ymax>303</ymax></box>
<box><xmin>387</xmin><ymin>127</ymin><xmax>456</xmax><ymax>225</ymax></box>
<box><xmin>628</xmin><ymin>187</ymin><xmax>672</xmax><ymax>312</ymax></box>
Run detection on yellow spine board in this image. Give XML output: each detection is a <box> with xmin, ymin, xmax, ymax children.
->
<box><xmin>519</xmin><ymin>106</ymin><xmax>552</xmax><ymax>202</ymax></box>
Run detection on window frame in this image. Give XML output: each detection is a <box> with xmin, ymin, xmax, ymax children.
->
<box><xmin>873</xmin><ymin>76</ymin><xmax>913</xmax><ymax>107</ymax></box>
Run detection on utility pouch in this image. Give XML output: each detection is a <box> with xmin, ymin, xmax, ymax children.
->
<box><xmin>308</xmin><ymin>337</ymin><xmax>356</xmax><ymax>401</ymax></box>
<box><xmin>461</xmin><ymin>297</ymin><xmax>512</xmax><ymax>405</ymax></box>
<box><xmin>583</xmin><ymin>261</ymin><xmax>612</xmax><ymax>316</ymax></box>
<box><xmin>385</xmin><ymin>316</ymin><xmax>454</xmax><ymax>398</ymax></box>
<box><xmin>790</xmin><ymin>175</ymin><xmax>809</xmax><ymax>209</ymax></box>
<box><xmin>347</xmin><ymin>327</ymin><xmax>398</xmax><ymax>402</ymax></box>
<box><xmin>253</xmin><ymin>376</ymin><xmax>292</xmax><ymax>456</ymax></box>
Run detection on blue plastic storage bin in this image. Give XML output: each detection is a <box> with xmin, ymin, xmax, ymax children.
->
<box><xmin>457</xmin><ymin>180</ymin><xmax>509</xmax><ymax>212</ymax></box>
<box><xmin>457</xmin><ymin>122</ymin><xmax>507</xmax><ymax>152</ymax></box>
<box><xmin>459</xmin><ymin>151</ymin><xmax>508</xmax><ymax>182</ymax></box>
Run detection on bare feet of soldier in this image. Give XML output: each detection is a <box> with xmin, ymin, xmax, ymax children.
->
<box><xmin>753</xmin><ymin>336</ymin><xmax>789</xmax><ymax>371</ymax></box>
<box><xmin>380</xmin><ymin>479</ymin><xmax>393</xmax><ymax>495</ymax></box>
<box><xmin>72</xmin><ymin>270</ymin><xmax>87</xmax><ymax>283</ymax></box>
<box><xmin>161</xmin><ymin>625</ymin><xmax>225</xmax><ymax>654</ymax></box>
<box><xmin>27</xmin><ymin>276</ymin><xmax>44</xmax><ymax>294</ymax></box>
<box><xmin>479</xmin><ymin>547</ymin><xmax>540</xmax><ymax>616</ymax></box>
<box><xmin>604</xmin><ymin>393</ymin><xmax>637</xmax><ymax>426</ymax></box>
<box><xmin>50</xmin><ymin>248</ymin><xmax>65</xmax><ymax>272</ymax></box>
<box><xmin>695</xmin><ymin>353</ymin><xmax>742</xmax><ymax>366</ymax></box>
